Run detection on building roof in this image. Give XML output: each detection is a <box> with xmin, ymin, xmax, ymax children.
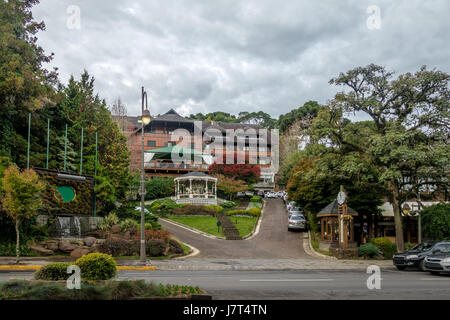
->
<box><xmin>317</xmin><ymin>199</ymin><xmax>358</xmax><ymax>217</ymax></box>
<box><xmin>152</xmin><ymin>109</ymin><xmax>191</xmax><ymax>122</ymax></box>
<box><xmin>175</xmin><ymin>171</ymin><xmax>217</xmax><ymax>181</ymax></box>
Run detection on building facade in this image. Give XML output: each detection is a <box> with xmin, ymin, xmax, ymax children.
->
<box><xmin>114</xmin><ymin>109</ymin><xmax>276</xmax><ymax>181</ymax></box>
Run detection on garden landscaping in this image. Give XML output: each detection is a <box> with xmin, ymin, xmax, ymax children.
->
<box><xmin>0</xmin><ymin>253</ymin><xmax>207</xmax><ymax>300</ymax></box>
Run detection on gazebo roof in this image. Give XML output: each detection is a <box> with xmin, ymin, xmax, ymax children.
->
<box><xmin>317</xmin><ymin>199</ymin><xmax>358</xmax><ymax>217</ymax></box>
<box><xmin>175</xmin><ymin>171</ymin><xmax>217</xmax><ymax>181</ymax></box>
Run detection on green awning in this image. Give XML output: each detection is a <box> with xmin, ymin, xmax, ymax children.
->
<box><xmin>145</xmin><ymin>145</ymin><xmax>210</xmax><ymax>160</ymax></box>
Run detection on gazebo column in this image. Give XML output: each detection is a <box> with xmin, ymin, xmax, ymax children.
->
<box><xmin>214</xmin><ymin>181</ymin><xmax>217</xmax><ymax>200</ymax></box>
<box><xmin>205</xmin><ymin>180</ymin><xmax>208</xmax><ymax>199</ymax></box>
<box><xmin>189</xmin><ymin>179</ymin><xmax>193</xmax><ymax>199</ymax></box>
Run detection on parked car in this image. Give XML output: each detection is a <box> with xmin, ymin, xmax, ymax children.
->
<box><xmin>392</xmin><ymin>241</ymin><xmax>441</xmax><ymax>270</ymax></box>
<box><xmin>286</xmin><ymin>201</ymin><xmax>297</xmax><ymax>211</ymax></box>
<box><xmin>423</xmin><ymin>242</ymin><xmax>450</xmax><ymax>275</ymax></box>
<box><xmin>288</xmin><ymin>214</ymin><xmax>307</xmax><ymax>232</ymax></box>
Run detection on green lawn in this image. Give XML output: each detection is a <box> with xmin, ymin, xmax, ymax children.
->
<box><xmin>168</xmin><ymin>215</ymin><xmax>225</xmax><ymax>238</ymax></box>
<box><xmin>230</xmin><ymin>216</ymin><xmax>258</xmax><ymax>238</ymax></box>
<box><xmin>246</xmin><ymin>201</ymin><xmax>262</xmax><ymax>210</ymax></box>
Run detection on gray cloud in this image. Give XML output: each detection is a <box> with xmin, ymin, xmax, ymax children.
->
<box><xmin>32</xmin><ymin>0</ymin><xmax>450</xmax><ymax>119</ymax></box>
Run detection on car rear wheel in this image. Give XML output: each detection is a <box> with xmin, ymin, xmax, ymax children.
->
<box><xmin>430</xmin><ymin>271</ymin><xmax>440</xmax><ymax>275</ymax></box>
<box><xmin>396</xmin><ymin>266</ymin><xmax>407</xmax><ymax>271</ymax></box>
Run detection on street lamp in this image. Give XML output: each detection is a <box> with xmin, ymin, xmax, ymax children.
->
<box><xmin>140</xmin><ymin>87</ymin><xmax>151</xmax><ymax>264</ymax></box>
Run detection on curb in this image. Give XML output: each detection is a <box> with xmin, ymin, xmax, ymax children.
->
<box><xmin>160</xmin><ymin>218</ymin><xmax>225</xmax><ymax>240</ymax></box>
<box><xmin>0</xmin><ymin>265</ymin><xmax>158</xmax><ymax>272</ymax></box>
<box><xmin>303</xmin><ymin>231</ymin><xmax>337</xmax><ymax>260</ymax></box>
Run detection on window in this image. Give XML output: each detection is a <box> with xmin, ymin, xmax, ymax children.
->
<box><xmin>165</xmin><ymin>142</ymin><xmax>174</xmax><ymax>147</ymax></box>
<box><xmin>147</xmin><ymin>140</ymin><xmax>156</xmax><ymax>147</ymax></box>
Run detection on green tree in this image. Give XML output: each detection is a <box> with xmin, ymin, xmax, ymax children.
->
<box><xmin>278</xmin><ymin>101</ymin><xmax>321</xmax><ymax>133</ymax></box>
<box><xmin>329</xmin><ymin>64</ymin><xmax>450</xmax><ymax>251</ymax></box>
<box><xmin>214</xmin><ymin>174</ymin><xmax>248</xmax><ymax>200</ymax></box>
<box><xmin>1</xmin><ymin>166</ymin><xmax>45</xmax><ymax>262</ymax></box>
<box><xmin>0</xmin><ymin>0</ymin><xmax>58</xmax><ymax>163</ymax></box>
<box><xmin>420</xmin><ymin>203</ymin><xmax>450</xmax><ymax>241</ymax></box>
<box><xmin>145</xmin><ymin>177</ymin><xmax>175</xmax><ymax>201</ymax></box>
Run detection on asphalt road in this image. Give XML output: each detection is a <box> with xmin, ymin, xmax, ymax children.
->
<box><xmin>160</xmin><ymin>199</ymin><xmax>311</xmax><ymax>259</ymax></box>
<box><xmin>2</xmin><ymin>269</ymin><xmax>450</xmax><ymax>300</ymax></box>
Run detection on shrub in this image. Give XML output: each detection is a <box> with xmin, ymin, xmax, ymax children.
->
<box><xmin>225</xmin><ymin>209</ymin><xmax>248</xmax><ymax>216</ymax></box>
<box><xmin>221</xmin><ymin>201</ymin><xmax>237</xmax><ymax>208</ymax></box>
<box><xmin>97</xmin><ymin>212</ymin><xmax>119</xmax><ymax>231</ymax></box>
<box><xmin>247</xmin><ymin>208</ymin><xmax>261</xmax><ymax>217</ymax></box>
<box><xmin>133</xmin><ymin>229</ymin><xmax>171</xmax><ymax>243</ymax></box>
<box><xmin>120</xmin><ymin>219</ymin><xmax>139</xmax><ymax>232</ymax></box>
<box><xmin>370</xmin><ymin>237</ymin><xmax>397</xmax><ymax>259</ymax></box>
<box><xmin>250</xmin><ymin>195</ymin><xmax>262</xmax><ymax>203</ymax></box>
<box><xmin>0</xmin><ymin>243</ymin><xmax>33</xmax><ymax>257</ymax></box>
<box><xmin>358</xmin><ymin>243</ymin><xmax>380</xmax><ymax>258</ymax></box>
<box><xmin>225</xmin><ymin>208</ymin><xmax>260</xmax><ymax>217</ymax></box>
<box><xmin>144</xmin><ymin>223</ymin><xmax>153</xmax><ymax>230</ymax></box>
<box><xmin>147</xmin><ymin>240</ymin><xmax>167</xmax><ymax>257</ymax></box>
<box><xmin>172</xmin><ymin>205</ymin><xmax>216</xmax><ymax>216</ymax></box>
<box><xmin>96</xmin><ymin>239</ymin><xmax>139</xmax><ymax>257</ymax></box>
<box><xmin>168</xmin><ymin>239</ymin><xmax>184</xmax><ymax>255</ymax></box>
<box><xmin>75</xmin><ymin>253</ymin><xmax>117</xmax><ymax>280</ymax></box>
<box><xmin>405</xmin><ymin>242</ymin><xmax>414</xmax><ymax>251</ymax></box>
<box><xmin>149</xmin><ymin>199</ymin><xmax>182</xmax><ymax>217</ymax></box>
<box><xmin>205</xmin><ymin>205</ymin><xmax>223</xmax><ymax>213</ymax></box>
<box><xmin>145</xmin><ymin>178</ymin><xmax>175</xmax><ymax>201</ymax></box>
<box><xmin>34</xmin><ymin>262</ymin><xmax>71</xmax><ymax>281</ymax></box>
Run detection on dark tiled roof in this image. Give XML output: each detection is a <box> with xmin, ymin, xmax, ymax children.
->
<box><xmin>177</xmin><ymin>171</ymin><xmax>216</xmax><ymax>179</ymax></box>
<box><xmin>317</xmin><ymin>199</ymin><xmax>358</xmax><ymax>216</ymax></box>
<box><xmin>153</xmin><ymin>109</ymin><xmax>190</xmax><ymax>122</ymax></box>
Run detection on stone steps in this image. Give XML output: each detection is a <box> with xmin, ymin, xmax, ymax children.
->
<box><xmin>216</xmin><ymin>214</ymin><xmax>242</xmax><ymax>241</ymax></box>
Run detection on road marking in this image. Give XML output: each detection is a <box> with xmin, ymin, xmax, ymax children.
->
<box><xmin>420</xmin><ymin>278</ymin><xmax>450</xmax><ymax>281</ymax></box>
<box><xmin>240</xmin><ymin>279</ymin><xmax>334</xmax><ymax>282</ymax></box>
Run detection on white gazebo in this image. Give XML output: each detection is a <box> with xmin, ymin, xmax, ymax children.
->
<box><xmin>174</xmin><ymin>172</ymin><xmax>218</xmax><ymax>205</ymax></box>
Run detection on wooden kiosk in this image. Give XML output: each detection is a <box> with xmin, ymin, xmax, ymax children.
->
<box><xmin>317</xmin><ymin>188</ymin><xmax>358</xmax><ymax>258</ymax></box>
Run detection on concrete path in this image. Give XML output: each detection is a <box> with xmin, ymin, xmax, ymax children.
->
<box><xmin>160</xmin><ymin>199</ymin><xmax>311</xmax><ymax>259</ymax></box>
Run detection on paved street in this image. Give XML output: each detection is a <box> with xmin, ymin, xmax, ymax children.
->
<box><xmin>160</xmin><ymin>199</ymin><xmax>311</xmax><ymax>259</ymax></box>
<box><xmin>2</xmin><ymin>269</ymin><xmax>449</xmax><ymax>300</ymax></box>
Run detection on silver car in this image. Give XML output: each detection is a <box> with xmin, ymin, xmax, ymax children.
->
<box><xmin>288</xmin><ymin>214</ymin><xmax>307</xmax><ymax>232</ymax></box>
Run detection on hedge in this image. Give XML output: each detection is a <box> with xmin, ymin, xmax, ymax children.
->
<box><xmin>34</xmin><ymin>262</ymin><xmax>72</xmax><ymax>281</ymax></box>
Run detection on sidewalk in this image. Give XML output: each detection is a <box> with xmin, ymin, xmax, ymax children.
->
<box><xmin>0</xmin><ymin>256</ymin><xmax>395</xmax><ymax>272</ymax></box>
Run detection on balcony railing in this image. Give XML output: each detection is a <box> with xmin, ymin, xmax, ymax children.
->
<box><xmin>144</xmin><ymin>161</ymin><xmax>210</xmax><ymax>171</ymax></box>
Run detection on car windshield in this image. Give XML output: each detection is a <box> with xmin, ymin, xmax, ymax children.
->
<box><xmin>412</xmin><ymin>242</ymin><xmax>435</xmax><ymax>251</ymax></box>
<box><xmin>290</xmin><ymin>216</ymin><xmax>305</xmax><ymax>221</ymax></box>
<box><xmin>435</xmin><ymin>243</ymin><xmax>450</xmax><ymax>253</ymax></box>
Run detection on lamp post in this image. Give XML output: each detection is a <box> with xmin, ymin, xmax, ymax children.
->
<box><xmin>140</xmin><ymin>87</ymin><xmax>152</xmax><ymax>264</ymax></box>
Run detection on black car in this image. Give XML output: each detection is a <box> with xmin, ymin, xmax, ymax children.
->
<box><xmin>423</xmin><ymin>243</ymin><xmax>450</xmax><ymax>275</ymax></box>
<box><xmin>392</xmin><ymin>241</ymin><xmax>440</xmax><ymax>270</ymax></box>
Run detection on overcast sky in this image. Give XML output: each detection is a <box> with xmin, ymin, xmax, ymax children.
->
<box><xmin>32</xmin><ymin>0</ymin><xmax>450</xmax><ymax>119</ymax></box>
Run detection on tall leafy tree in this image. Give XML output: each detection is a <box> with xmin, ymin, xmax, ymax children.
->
<box><xmin>0</xmin><ymin>0</ymin><xmax>58</xmax><ymax>164</ymax></box>
<box><xmin>329</xmin><ymin>64</ymin><xmax>450</xmax><ymax>250</ymax></box>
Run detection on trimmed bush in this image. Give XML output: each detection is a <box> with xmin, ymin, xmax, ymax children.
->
<box><xmin>225</xmin><ymin>209</ymin><xmax>248</xmax><ymax>216</ymax></box>
<box><xmin>97</xmin><ymin>239</ymin><xmax>139</xmax><ymax>257</ymax></box>
<box><xmin>370</xmin><ymin>237</ymin><xmax>397</xmax><ymax>259</ymax></box>
<box><xmin>225</xmin><ymin>208</ymin><xmax>261</xmax><ymax>217</ymax></box>
<box><xmin>75</xmin><ymin>253</ymin><xmax>117</xmax><ymax>280</ymax></box>
<box><xmin>247</xmin><ymin>208</ymin><xmax>261</xmax><ymax>217</ymax></box>
<box><xmin>147</xmin><ymin>240</ymin><xmax>167</xmax><ymax>257</ymax></box>
<box><xmin>250</xmin><ymin>195</ymin><xmax>262</xmax><ymax>203</ymax></box>
<box><xmin>358</xmin><ymin>243</ymin><xmax>380</xmax><ymax>258</ymax></box>
<box><xmin>221</xmin><ymin>201</ymin><xmax>237</xmax><ymax>208</ymax></box>
<box><xmin>169</xmin><ymin>239</ymin><xmax>184</xmax><ymax>255</ymax></box>
<box><xmin>205</xmin><ymin>205</ymin><xmax>223</xmax><ymax>213</ymax></box>
<box><xmin>172</xmin><ymin>205</ymin><xmax>216</xmax><ymax>216</ymax></box>
<box><xmin>34</xmin><ymin>262</ymin><xmax>71</xmax><ymax>281</ymax></box>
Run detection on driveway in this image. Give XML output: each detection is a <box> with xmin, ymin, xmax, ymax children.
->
<box><xmin>160</xmin><ymin>199</ymin><xmax>312</xmax><ymax>259</ymax></box>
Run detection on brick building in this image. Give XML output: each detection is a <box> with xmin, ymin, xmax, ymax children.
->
<box><xmin>114</xmin><ymin>109</ymin><xmax>276</xmax><ymax>182</ymax></box>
